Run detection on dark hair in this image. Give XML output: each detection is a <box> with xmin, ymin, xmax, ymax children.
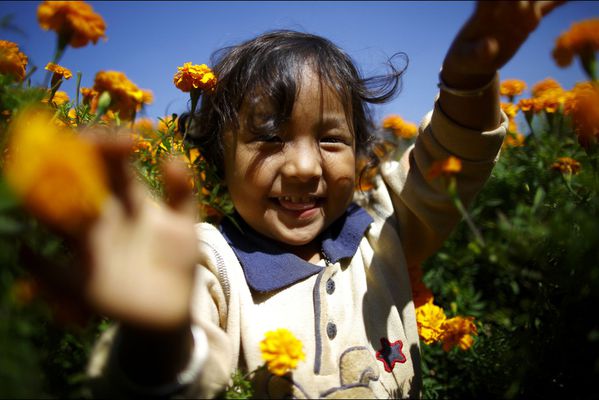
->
<box><xmin>183</xmin><ymin>29</ymin><xmax>407</xmax><ymax>180</ymax></box>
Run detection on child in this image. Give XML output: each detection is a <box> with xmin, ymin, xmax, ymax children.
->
<box><xmin>77</xmin><ymin>1</ymin><xmax>562</xmax><ymax>398</ymax></box>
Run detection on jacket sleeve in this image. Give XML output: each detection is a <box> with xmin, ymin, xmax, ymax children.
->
<box><xmin>368</xmin><ymin>99</ymin><xmax>507</xmax><ymax>268</ymax></box>
<box><xmin>86</xmin><ymin>235</ymin><xmax>235</xmax><ymax>399</ymax></box>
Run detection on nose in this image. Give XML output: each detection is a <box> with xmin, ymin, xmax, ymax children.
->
<box><xmin>281</xmin><ymin>140</ymin><xmax>322</xmax><ymax>182</ymax></box>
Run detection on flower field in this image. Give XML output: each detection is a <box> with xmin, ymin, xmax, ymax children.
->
<box><xmin>1</xmin><ymin>2</ymin><xmax>598</xmax><ymax>398</ymax></box>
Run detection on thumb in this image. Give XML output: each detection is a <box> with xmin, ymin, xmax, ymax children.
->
<box><xmin>162</xmin><ymin>157</ymin><xmax>196</xmax><ymax>217</ymax></box>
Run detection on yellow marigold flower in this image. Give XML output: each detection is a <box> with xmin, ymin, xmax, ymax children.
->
<box><xmin>552</xmin><ymin>18</ymin><xmax>599</xmax><ymax>68</ymax></box>
<box><xmin>0</xmin><ymin>40</ymin><xmax>28</xmax><ymax>82</ymax></box>
<box><xmin>260</xmin><ymin>328</ymin><xmax>305</xmax><ymax>376</ymax></box>
<box><xmin>53</xmin><ymin>90</ymin><xmax>70</xmax><ymax>106</ymax></box>
<box><xmin>382</xmin><ymin>114</ymin><xmax>418</xmax><ymax>139</ymax></box>
<box><xmin>532</xmin><ymin>78</ymin><xmax>562</xmax><ymax>98</ymax></box>
<box><xmin>426</xmin><ymin>156</ymin><xmax>462</xmax><ymax>180</ymax></box>
<box><xmin>45</xmin><ymin>62</ymin><xmax>72</xmax><ymax>80</ymax></box>
<box><xmin>551</xmin><ymin>157</ymin><xmax>582</xmax><ymax>175</ymax></box>
<box><xmin>4</xmin><ymin>108</ymin><xmax>108</xmax><ymax>233</ymax></box>
<box><xmin>415</xmin><ymin>299</ymin><xmax>446</xmax><ymax>345</ymax></box>
<box><xmin>93</xmin><ymin>71</ymin><xmax>152</xmax><ymax>120</ymax></box>
<box><xmin>500</xmin><ymin>102</ymin><xmax>519</xmax><ymax>119</ymax></box>
<box><xmin>37</xmin><ymin>1</ymin><xmax>106</xmax><ymax>49</ymax></box>
<box><xmin>500</xmin><ymin>79</ymin><xmax>527</xmax><ymax>98</ymax></box>
<box><xmin>173</xmin><ymin>62</ymin><xmax>217</xmax><ymax>92</ymax></box>
<box><xmin>440</xmin><ymin>316</ymin><xmax>477</xmax><ymax>351</ymax></box>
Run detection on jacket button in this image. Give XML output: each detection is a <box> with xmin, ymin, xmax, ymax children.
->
<box><xmin>326</xmin><ymin>278</ymin><xmax>335</xmax><ymax>294</ymax></box>
<box><xmin>326</xmin><ymin>322</ymin><xmax>337</xmax><ymax>339</ymax></box>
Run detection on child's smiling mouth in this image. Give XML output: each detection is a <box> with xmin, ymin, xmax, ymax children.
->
<box><xmin>271</xmin><ymin>196</ymin><xmax>324</xmax><ymax>218</ymax></box>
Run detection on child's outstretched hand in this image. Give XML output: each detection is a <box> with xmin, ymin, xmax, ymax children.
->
<box><xmin>81</xmin><ymin>137</ymin><xmax>199</xmax><ymax>331</ymax></box>
<box><xmin>442</xmin><ymin>1</ymin><xmax>564</xmax><ymax>86</ymax></box>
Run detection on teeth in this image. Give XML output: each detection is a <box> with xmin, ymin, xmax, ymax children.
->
<box><xmin>279</xmin><ymin>196</ymin><xmax>317</xmax><ymax>203</ymax></box>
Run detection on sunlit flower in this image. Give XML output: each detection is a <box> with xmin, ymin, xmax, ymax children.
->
<box><xmin>551</xmin><ymin>157</ymin><xmax>582</xmax><ymax>175</ymax></box>
<box><xmin>500</xmin><ymin>79</ymin><xmax>527</xmax><ymax>99</ymax></box>
<box><xmin>260</xmin><ymin>328</ymin><xmax>305</xmax><ymax>376</ymax></box>
<box><xmin>4</xmin><ymin>108</ymin><xmax>108</xmax><ymax>233</ymax></box>
<box><xmin>382</xmin><ymin>114</ymin><xmax>418</xmax><ymax>139</ymax></box>
<box><xmin>158</xmin><ymin>115</ymin><xmax>179</xmax><ymax>134</ymax></box>
<box><xmin>93</xmin><ymin>70</ymin><xmax>152</xmax><ymax>120</ymax></box>
<box><xmin>426</xmin><ymin>156</ymin><xmax>462</xmax><ymax>180</ymax></box>
<box><xmin>440</xmin><ymin>316</ymin><xmax>477</xmax><ymax>351</ymax></box>
<box><xmin>37</xmin><ymin>1</ymin><xmax>106</xmax><ymax>48</ymax></box>
<box><xmin>500</xmin><ymin>102</ymin><xmax>519</xmax><ymax>119</ymax></box>
<box><xmin>133</xmin><ymin>117</ymin><xmax>155</xmax><ymax>136</ymax></box>
<box><xmin>173</xmin><ymin>62</ymin><xmax>217</xmax><ymax>92</ymax></box>
<box><xmin>415</xmin><ymin>299</ymin><xmax>447</xmax><ymax>345</ymax></box>
<box><xmin>532</xmin><ymin>78</ymin><xmax>562</xmax><ymax>98</ymax></box>
<box><xmin>552</xmin><ymin>18</ymin><xmax>599</xmax><ymax>68</ymax></box>
<box><xmin>45</xmin><ymin>62</ymin><xmax>72</xmax><ymax>87</ymax></box>
<box><xmin>0</xmin><ymin>40</ymin><xmax>28</xmax><ymax>82</ymax></box>
<box><xmin>52</xmin><ymin>90</ymin><xmax>70</xmax><ymax>106</ymax></box>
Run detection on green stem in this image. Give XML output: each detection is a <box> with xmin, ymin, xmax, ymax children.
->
<box><xmin>185</xmin><ymin>89</ymin><xmax>201</xmax><ymax>142</ymax></box>
<box><xmin>561</xmin><ymin>173</ymin><xmax>582</xmax><ymax>200</ymax></box>
<box><xmin>448</xmin><ymin>177</ymin><xmax>485</xmax><ymax>247</ymax></box>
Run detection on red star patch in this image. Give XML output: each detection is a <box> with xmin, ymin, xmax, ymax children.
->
<box><xmin>375</xmin><ymin>337</ymin><xmax>407</xmax><ymax>372</ymax></box>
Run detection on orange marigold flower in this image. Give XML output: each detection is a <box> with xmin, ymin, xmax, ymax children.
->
<box><xmin>173</xmin><ymin>62</ymin><xmax>217</xmax><ymax>92</ymax></box>
<box><xmin>260</xmin><ymin>328</ymin><xmax>306</xmax><ymax>376</ymax></box>
<box><xmin>441</xmin><ymin>316</ymin><xmax>478</xmax><ymax>351</ymax></box>
<box><xmin>532</xmin><ymin>78</ymin><xmax>562</xmax><ymax>98</ymax></box>
<box><xmin>355</xmin><ymin>157</ymin><xmax>378</xmax><ymax>192</ymax></box>
<box><xmin>500</xmin><ymin>102</ymin><xmax>519</xmax><ymax>119</ymax></box>
<box><xmin>500</xmin><ymin>79</ymin><xmax>527</xmax><ymax>98</ymax></box>
<box><xmin>45</xmin><ymin>62</ymin><xmax>72</xmax><ymax>80</ymax></box>
<box><xmin>552</xmin><ymin>18</ymin><xmax>599</xmax><ymax>68</ymax></box>
<box><xmin>382</xmin><ymin>114</ymin><xmax>418</xmax><ymax>139</ymax></box>
<box><xmin>0</xmin><ymin>40</ymin><xmax>28</xmax><ymax>82</ymax></box>
<box><xmin>415</xmin><ymin>299</ymin><xmax>447</xmax><ymax>345</ymax></box>
<box><xmin>551</xmin><ymin>157</ymin><xmax>582</xmax><ymax>175</ymax></box>
<box><xmin>517</xmin><ymin>98</ymin><xmax>535</xmax><ymax>113</ymax></box>
<box><xmin>563</xmin><ymin>84</ymin><xmax>599</xmax><ymax>149</ymax></box>
<box><xmin>93</xmin><ymin>71</ymin><xmax>152</xmax><ymax>120</ymax></box>
<box><xmin>408</xmin><ymin>265</ymin><xmax>434</xmax><ymax>308</ymax></box>
<box><xmin>37</xmin><ymin>1</ymin><xmax>106</xmax><ymax>49</ymax></box>
<box><xmin>4</xmin><ymin>108</ymin><xmax>108</xmax><ymax>233</ymax></box>
<box><xmin>426</xmin><ymin>156</ymin><xmax>462</xmax><ymax>180</ymax></box>
<box><xmin>53</xmin><ymin>90</ymin><xmax>70</xmax><ymax>106</ymax></box>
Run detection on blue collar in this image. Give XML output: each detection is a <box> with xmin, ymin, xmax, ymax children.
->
<box><xmin>219</xmin><ymin>203</ymin><xmax>373</xmax><ymax>293</ymax></box>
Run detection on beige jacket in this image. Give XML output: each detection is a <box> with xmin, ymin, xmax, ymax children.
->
<box><xmin>87</xmin><ymin>101</ymin><xmax>506</xmax><ymax>399</ymax></box>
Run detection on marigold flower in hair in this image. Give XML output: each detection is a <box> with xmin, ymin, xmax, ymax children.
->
<box><xmin>173</xmin><ymin>62</ymin><xmax>217</xmax><ymax>92</ymax></box>
<box><xmin>37</xmin><ymin>1</ymin><xmax>106</xmax><ymax>48</ymax></box>
<box><xmin>4</xmin><ymin>108</ymin><xmax>108</xmax><ymax>233</ymax></box>
<box><xmin>440</xmin><ymin>316</ymin><xmax>478</xmax><ymax>351</ymax></box>
<box><xmin>551</xmin><ymin>157</ymin><xmax>582</xmax><ymax>175</ymax></box>
<box><xmin>0</xmin><ymin>40</ymin><xmax>28</xmax><ymax>82</ymax></box>
<box><xmin>260</xmin><ymin>328</ymin><xmax>305</xmax><ymax>376</ymax></box>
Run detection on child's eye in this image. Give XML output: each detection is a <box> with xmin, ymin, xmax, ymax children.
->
<box><xmin>320</xmin><ymin>135</ymin><xmax>350</xmax><ymax>145</ymax></box>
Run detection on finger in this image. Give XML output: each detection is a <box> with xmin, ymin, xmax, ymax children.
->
<box><xmin>89</xmin><ymin>135</ymin><xmax>136</xmax><ymax>217</ymax></box>
<box><xmin>162</xmin><ymin>157</ymin><xmax>196</xmax><ymax>217</ymax></box>
<box><xmin>538</xmin><ymin>0</ymin><xmax>566</xmax><ymax>17</ymax></box>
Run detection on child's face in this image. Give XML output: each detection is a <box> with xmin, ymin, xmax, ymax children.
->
<box><xmin>223</xmin><ymin>67</ymin><xmax>356</xmax><ymax>248</ymax></box>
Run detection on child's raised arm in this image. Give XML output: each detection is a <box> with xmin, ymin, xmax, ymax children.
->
<box><xmin>439</xmin><ymin>1</ymin><xmax>563</xmax><ymax>131</ymax></box>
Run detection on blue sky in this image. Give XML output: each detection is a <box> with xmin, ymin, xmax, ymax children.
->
<box><xmin>2</xmin><ymin>1</ymin><xmax>598</xmax><ymax>125</ymax></box>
